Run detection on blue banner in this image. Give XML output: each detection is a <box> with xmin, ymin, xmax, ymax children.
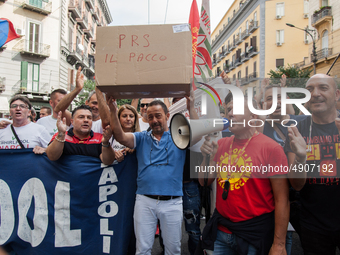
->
<box><xmin>0</xmin><ymin>149</ymin><xmax>138</xmax><ymax>255</ymax></box>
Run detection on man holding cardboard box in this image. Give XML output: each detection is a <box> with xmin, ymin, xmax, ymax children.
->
<box><xmin>107</xmin><ymin>95</ymin><xmax>196</xmax><ymax>255</ymax></box>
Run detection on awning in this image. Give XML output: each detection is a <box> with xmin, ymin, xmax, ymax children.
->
<box><xmin>0</xmin><ymin>96</ymin><xmax>9</xmax><ymax>113</ymax></box>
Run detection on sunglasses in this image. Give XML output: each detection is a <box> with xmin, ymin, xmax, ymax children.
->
<box><xmin>140</xmin><ymin>103</ymin><xmax>149</xmax><ymax>108</ymax></box>
<box><xmin>222</xmin><ymin>179</ymin><xmax>230</xmax><ymax>200</ymax></box>
<box><xmin>10</xmin><ymin>104</ymin><xmax>28</xmax><ymax>109</ymax></box>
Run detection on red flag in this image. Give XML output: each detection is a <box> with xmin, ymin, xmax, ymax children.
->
<box><xmin>189</xmin><ymin>0</ymin><xmax>199</xmax><ymax>90</ymax></box>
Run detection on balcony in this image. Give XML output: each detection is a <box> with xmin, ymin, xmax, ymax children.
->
<box><xmin>235</xmin><ymin>34</ymin><xmax>243</xmax><ymax>45</ymax></box>
<box><xmin>312</xmin><ymin>48</ymin><xmax>333</xmax><ymax>61</ymax></box>
<box><xmin>230</xmin><ymin>62</ymin><xmax>235</xmax><ymax>70</ymax></box>
<box><xmin>249</xmin><ymin>21</ymin><xmax>259</xmax><ymax>33</ymax></box>
<box><xmin>223</xmin><ymin>64</ymin><xmax>230</xmax><ymax>74</ymax></box>
<box><xmin>292</xmin><ymin>60</ymin><xmax>306</xmax><ymax>69</ymax></box>
<box><xmin>241</xmin><ymin>29</ymin><xmax>249</xmax><ymax>40</ymax></box>
<box><xmin>67</xmin><ymin>43</ymin><xmax>83</xmax><ymax>64</ymax></box>
<box><xmin>240</xmin><ymin>76</ymin><xmax>249</xmax><ymax>85</ymax></box>
<box><xmin>13</xmin><ymin>39</ymin><xmax>50</xmax><ymax>58</ymax></box>
<box><xmin>77</xmin><ymin>12</ymin><xmax>89</xmax><ymax>29</ymax></box>
<box><xmin>93</xmin><ymin>7</ymin><xmax>100</xmax><ymax>20</ymax></box>
<box><xmin>312</xmin><ymin>6</ymin><xmax>332</xmax><ymax>27</ymax></box>
<box><xmin>212</xmin><ymin>60</ymin><xmax>217</xmax><ymax>67</ymax></box>
<box><xmin>223</xmin><ymin>47</ymin><xmax>230</xmax><ymax>56</ymax></box>
<box><xmin>85</xmin><ymin>0</ymin><xmax>94</xmax><ymax>9</ymax></box>
<box><xmin>69</xmin><ymin>0</ymin><xmax>82</xmax><ymax>19</ymax></box>
<box><xmin>248</xmin><ymin>72</ymin><xmax>258</xmax><ymax>81</ymax></box>
<box><xmin>248</xmin><ymin>46</ymin><xmax>259</xmax><ymax>57</ymax></box>
<box><xmin>235</xmin><ymin>57</ymin><xmax>242</xmax><ymax>67</ymax></box>
<box><xmin>14</xmin><ymin>0</ymin><xmax>52</xmax><ymax>15</ymax></box>
<box><xmin>241</xmin><ymin>52</ymin><xmax>250</xmax><ymax>62</ymax></box>
<box><xmin>0</xmin><ymin>77</ymin><xmax>5</xmax><ymax>92</ymax></box>
<box><xmin>230</xmin><ymin>43</ymin><xmax>236</xmax><ymax>51</ymax></box>
<box><xmin>12</xmin><ymin>80</ymin><xmax>50</xmax><ymax>94</ymax></box>
<box><xmin>84</xmin><ymin>24</ymin><xmax>94</xmax><ymax>38</ymax></box>
<box><xmin>91</xmin><ymin>38</ymin><xmax>96</xmax><ymax>46</ymax></box>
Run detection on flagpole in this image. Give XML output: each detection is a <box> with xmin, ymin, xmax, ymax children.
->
<box><xmin>148</xmin><ymin>0</ymin><xmax>150</xmax><ymax>24</ymax></box>
<box><xmin>164</xmin><ymin>0</ymin><xmax>169</xmax><ymax>24</ymax></box>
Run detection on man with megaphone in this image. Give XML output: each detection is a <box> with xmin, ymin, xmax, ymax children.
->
<box><xmin>197</xmin><ymin>92</ymin><xmax>290</xmax><ymax>255</ymax></box>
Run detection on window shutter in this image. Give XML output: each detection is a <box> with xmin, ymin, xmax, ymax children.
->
<box><xmin>21</xmin><ymin>61</ymin><xmax>28</xmax><ymax>89</ymax></box>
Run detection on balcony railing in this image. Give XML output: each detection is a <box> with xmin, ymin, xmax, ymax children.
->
<box><xmin>85</xmin><ymin>0</ymin><xmax>94</xmax><ymax>9</ymax></box>
<box><xmin>12</xmin><ymin>80</ymin><xmax>50</xmax><ymax>94</ymax></box>
<box><xmin>248</xmin><ymin>46</ymin><xmax>258</xmax><ymax>57</ymax></box>
<box><xmin>235</xmin><ymin>57</ymin><xmax>242</xmax><ymax>66</ymax></box>
<box><xmin>212</xmin><ymin>60</ymin><xmax>217</xmax><ymax>67</ymax></box>
<box><xmin>69</xmin><ymin>0</ymin><xmax>82</xmax><ymax>18</ymax></box>
<box><xmin>14</xmin><ymin>0</ymin><xmax>52</xmax><ymax>15</ymax></box>
<box><xmin>230</xmin><ymin>43</ymin><xmax>236</xmax><ymax>51</ymax></box>
<box><xmin>236</xmin><ymin>34</ymin><xmax>243</xmax><ymax>45</ymax></box>
<box><xmin>312</xmin><ymin>6</ymin><xmax>332</xmax><ymax>26</ymax></box>
<box><xmin>93</xmin><ymin>7</ymin><xmax>100</xmax><ymax>20</ymax></box>
<box><xmin>240</xmin><ymin>76</ymin><xmax>249</xmax><ymax>85</ymax></box>
<box><xmin>77</xmin><ymin>11</ymin><xmax>89</xmax><ymax>29</ymax></box>
<box><xmin>312</xmin><ymin>48</ymin><xmax>333</xmax><ymax>61</ymax></box>
<box><xmin>13</xmin><ymin>39</ymin><xmax>50</xmax><ymax>57</ymax></box>
<box><xmin>241</xmin><ymin>29</ymin><xmax>249</xmax><ymax>40</ymax></box>
<box><xmin>0</xmin><ymin>77</ymin><xmax>5</xmax><ymax>92</ymax></box>
<box><xmin>230</xmin><ymin>62</ymin><xmax>235</xmax><ymax>70</ymax></box>
<box><xmin>223</xmin><ymin>64</ymin><xmax>230</xmax><ymax>73</ymax></box>
<box><xmin>241</xmin><ymin>52</ymin><xmax>250</xmax><ymax>62</ymax></box>
<box><xmin>249</xmin><ymin>21</ymin><xmax>259</xmax><ymax>33</ymax></box>
<box><xmin>248</xmin><ymin>72</ymin><xmax>258</xmax><ymax>81</ymax></box>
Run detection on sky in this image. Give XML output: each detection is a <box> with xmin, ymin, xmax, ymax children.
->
<box><xmin>107</xmin><ymin>0</ymin><xmax>233</xmax><ymax>34</ymax></box>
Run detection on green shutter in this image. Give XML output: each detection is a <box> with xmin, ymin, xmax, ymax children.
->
<box><xmin>21</xmin><ymin>61</ymin><xmax>28</xmax><ymax>89</ymax></box>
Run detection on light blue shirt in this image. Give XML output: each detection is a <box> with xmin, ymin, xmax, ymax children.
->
<box><xmin>133</xmin><ymin>130</ymin><xmax>186</xmax><ymax>196</ymax></box>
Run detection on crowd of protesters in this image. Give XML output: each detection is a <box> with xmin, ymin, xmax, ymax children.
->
<box><xmin>0</xmin><ymin>67</ymin><xmax>339</xmax><ymax>255</ymax></box>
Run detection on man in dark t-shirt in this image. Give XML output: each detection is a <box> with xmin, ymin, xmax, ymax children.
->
<box><xmin>285</xmin><ymin>74</ymin><xmax>340</xmax><ymax>254</ymax></box>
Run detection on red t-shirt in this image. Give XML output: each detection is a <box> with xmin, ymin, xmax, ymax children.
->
<box><xmin>213</xmin><ymin>133</ymin><xmax>288</xmax><ymax>233</ymax></box>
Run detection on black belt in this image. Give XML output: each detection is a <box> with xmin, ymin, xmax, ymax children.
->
<box><xmin>144</xmin><ymin>195</ymin><xmax>180</xmax><ymax>201</ymax></box>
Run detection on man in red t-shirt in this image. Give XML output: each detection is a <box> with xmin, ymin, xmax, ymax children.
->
<box><xmin>199</xmin><ymin>93</ymin><xmax>289</xmax><ymax>255</ymax></box>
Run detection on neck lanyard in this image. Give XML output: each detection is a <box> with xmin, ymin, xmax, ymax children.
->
<box><xmin>227</xmin><ymin>131</ymin><xmax>258</xmax><ymax>168</ymax></box>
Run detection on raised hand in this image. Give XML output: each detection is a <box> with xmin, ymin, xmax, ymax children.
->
<box><xmin>280</xmin><ymin>74</ymin><xmax>287</xmax><ymax>87</ymax></box>
<box><xmin>220</xmin><ymin>71</ymin><xmax>231</xmax><ymax>84</ymax></box>
<box><xmin>56</xmin><ymin>111</ymin><xmax>67</xmax><ymax>134</ymax></box>
<box><xmin>102</xmin><ymin>125</ymin><xmax>113</xmax><ymax>144</ymax></box>
<box><xmin>75</xmin><ymin>66</ymin><xmax>84</xmax><ymax>91</ymax></box>
<box><xmin>107</xmin><ymin>96</ymin><xmax>118</xmax><ymax>113</ymax></box>
<box><xmin>288</xmin><ymin>125</ymin><xmax>307</xmax><ymax>161</ymax></box>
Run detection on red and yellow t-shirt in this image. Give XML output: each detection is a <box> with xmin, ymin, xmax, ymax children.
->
<box><xmin>213</xmin><ymin>133</ymin><xmax>288</xmax><ymax>233</ymax></box>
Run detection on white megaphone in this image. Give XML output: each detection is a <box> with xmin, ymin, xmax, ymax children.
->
<box><xmin>170</xmin><ymin>113</ymin><xmax>230</xmax><ymax>150</ymax></box>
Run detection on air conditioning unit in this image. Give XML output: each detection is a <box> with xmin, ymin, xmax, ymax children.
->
<box><xmin>304</xmin><ymin>13</ymin><xmax>308</xmax><ymax>19</ymax></box>
<box><xmin>276</xmin><ymin>42</ymin><xmax>282</xmax><ymax>46</ymax></box>
<box><xmin>16</xmin><ymin>28</ymin><xmax>25</xmax><ymax>36</ymax></box>
<box><xmin>276</xmin><ymin>15</ymin><xmax>282</xmax><ymax>20</ymax></box>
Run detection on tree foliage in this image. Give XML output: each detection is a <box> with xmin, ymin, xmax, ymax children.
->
<box><xmin>268</xmin><ymin>65</ymin><xmax>313</xmax><ymax>114</ymax></box>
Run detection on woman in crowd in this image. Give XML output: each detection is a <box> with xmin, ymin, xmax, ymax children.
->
<box><xmin>112</xmin><ymin>104</ymin><xmax>140</xmax><ymax>162</ymax></box>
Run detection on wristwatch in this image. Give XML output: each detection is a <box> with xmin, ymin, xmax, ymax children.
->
<box><xmin>102</xmin><ymin>142</ymin><xmax>110</xmax><ymax>148</ymax></box>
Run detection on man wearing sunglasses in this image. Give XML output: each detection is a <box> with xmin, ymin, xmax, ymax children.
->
<box><xmin>199</xmin><ymin>92</ymin><xmax>289</xmax><ymax>255</ymax></box>
<box><xmin>286</xmin><ymin>74</ymin><xmax>340</xmax><ymax>255</ymax></box>
<box><xmin>0</xmin><ymin>96</ymin><xmax>50</xmax><ymax>153</ymax></box>
<box><xmin>108</xmin><ymin>95</ymin><xmax>194</xmax><ymax>255</ymax></box>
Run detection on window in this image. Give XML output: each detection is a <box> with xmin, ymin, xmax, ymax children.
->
<box><xmin>276</xmin><ymin>59</ymin><xmax>284</xmax><ymax>68</ymax></box>
<box><xmin>253</xmin><ymin>87</ymin><xmax>256</xmax><ymax>96</ymax></box>
<box><xmin>276</xmin><ymin>3</ymin><xmax>285</xmax><ymax>17</ymax></box>
<box><xmin>233</xmin><ymin>74</ymin><xmax>236</xmax><ymax>81</ymax></box>
<box><xmin>322</xmin><ymin>0</ymin><xmax>328</xmax><ymax>6</ymax></box>
<box><xmin>253</xmin><ymin>61</ymin><xmax>257</xmax><ymax>73</ymax></box>
<box><xmin>68</xmin><ymin>68</ymin><xmax>74</xmax><ymax>91</ymax></box>
<box><xmin>27</xmin><ymin>21</ymin><xmax>40</xmax><ymax>53</ymax></box>
<box><xmin>322</xmin><ymin>30</ymin><xmax>328</xmax><ymax>49</ymax></box>
<box><xmin>246</xmin><ymin>21</ymin><xmax>249</xmax><ymax>32</ymax></box>
<box><xmin>304</xmin><ymin>0</ymin><xmax>309</xmax><ymax>14</ymax></box>
<box><xmin>276</xmin><ymin>30</ymin><xmax>284</xmax><ymax>44</ymax></box>
<box><xmin>254</xmin><ymin>12</ymin><xmax>257</xmax><ymax>22</ymax></box>
<box><xmin>29</xmin><ymin>0</ymin><xmax>43</xmax><ymax>8</ymax></box>
<box><xmin>238</xmin><ymin>71</ymin><xmax>241</xmax><ymax>79</ymax></box>
<box><xmin>21</xmin><ymin>62</ymin><xmax>40</xmax><ymax>92</ymax></box>
<box><xmin>239</xmin><ymin>27</ymin><xmax>242</xmax><ymax>36</ymax></box>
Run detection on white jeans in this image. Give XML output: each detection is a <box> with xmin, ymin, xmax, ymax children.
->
<box><xmin>134</xmin><ymin>194</ymin><xmax>183</xmax><ymax>255</ymax></box>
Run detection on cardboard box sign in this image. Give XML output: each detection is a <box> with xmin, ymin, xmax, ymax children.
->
<box><xmin>95</xmin><ymin>24</ymin><xmax>192</xmax><ymax>99</ymax></box>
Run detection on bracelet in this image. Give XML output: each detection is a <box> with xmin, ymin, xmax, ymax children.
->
<box><xmin>295</xmin><ymin>156</ymin><xmax>306</xmax><ymax>165</ymax></box>
<box><xmin>55</xmin><ymin>137</ymin><xmax>65</xmax><ymax>143</ymax></box>
<box><xmin>102</xmin><ymin>142</ymin><xmax>110</xmax><ymax>148</ymax></box>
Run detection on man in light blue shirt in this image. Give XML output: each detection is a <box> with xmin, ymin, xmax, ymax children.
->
<box><xmin>108</xmin><ymin>98</ymin><xmax>187</xmax><ymax>255</ymax></box>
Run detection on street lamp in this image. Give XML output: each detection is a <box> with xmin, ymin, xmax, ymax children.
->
<box><xmin>286</xmin><ymin>23</ymin><xmax>317</xmax><ymax>74</ymax></box>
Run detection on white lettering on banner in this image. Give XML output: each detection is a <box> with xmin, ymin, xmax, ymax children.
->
<box><xmin>0</xmin><ymin>180</ymin><xmax>15</xmax><ymax>244</ymax></box>
<box><xmin>98</xmin><ymin>165</ymin><xmax>118</xmax><ymax>254</ymax></box>
<box><xmin>54</xmin><ymin>181</ymin><xmax>81</xmax><ymax>247</ymax></box>
<box><xmin>17</xmin><ymin>178</ymin><xmax>48</xmax><ymax>247</ymax></box>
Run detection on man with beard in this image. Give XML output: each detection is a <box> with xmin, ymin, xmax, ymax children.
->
<box><xmin>107</xmin><ymin>97</ymin><xmax>193</xmax><ymax>255</ymax></box>
<box><xmin>286</xmin><ymin>74</ymin><xmax>340</xmax><ymax>254</ymax></box>
<box><xmin>46</xmin><ymin>105</ymin><xmax>114</xmax><ymax>165</ymax></box>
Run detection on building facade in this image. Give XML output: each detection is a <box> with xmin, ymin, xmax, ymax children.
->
<box><xmin>211</xmin><ymin>0</ymin><xmax>310</xmax><ymax>93</ymax></box>
<box><xmin>0</xmin><ymin>0</ymin><xmax>112</xmax><ymax>117</ymax></box>
<box><xmin>298</xmin><ymin>0</ymin><xmax>340</xmax><ymax>77</ymax></box>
